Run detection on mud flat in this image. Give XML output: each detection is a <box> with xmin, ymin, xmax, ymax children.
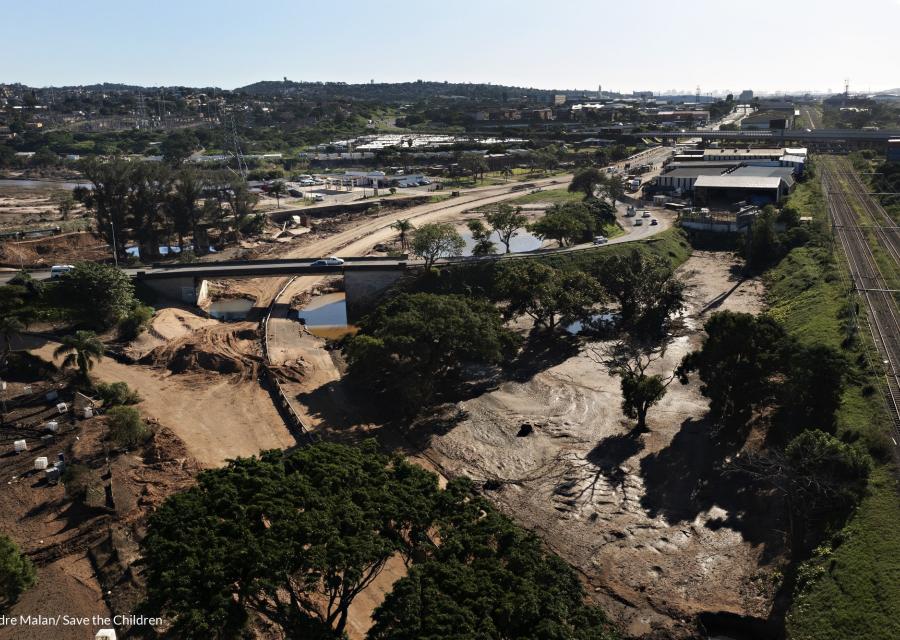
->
<box><xmin>424</xmin><ymin>251</ymin><xmax>777</xmax><ymax>638</ymax></box>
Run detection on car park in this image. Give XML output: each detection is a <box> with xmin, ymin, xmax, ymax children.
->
<box><xmin>311</xmin><ymin>256</ymin><xmax>345</xmax><ymax>266</ymax></box>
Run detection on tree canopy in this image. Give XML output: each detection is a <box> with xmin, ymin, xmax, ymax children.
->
<box><xmin>678</xmin><ymin>311</ymin><xmax>788</xmax><ymax>429</ymax></box>
<box><xmin>368</xmin><ymin>479</ymin><xmax>618</xmax><ymax>640</ymax></box>
<box><xmin>344</xmin><ymin>293</ymin><xmax>518</xmax><ymax>410</ymax></box>
<box><xmin>484</xmin><ymin>204</ymin><xmax>527</xmax><ymax>254</ymax></box>
<box><xmin>57</xmin><ymin>261</ymin><xmax>136</xmax><ymax>327</ymax></box>
<box><xmin>495</xmin><ymin>261</ymin><xmax>604</xmax><ymax>332</ymax></box>
<box><xmin>529</xmin><ymin>203</ymin><xmax>595</xmax><ymax>247</ymax></box>
<box><xmin>142</xmin><ymin>442</ymin><xmax>441</xmax><ymax>638</ymax></box>
<box><xmin>411</xmin><ymin>223</ymin><xmax>465</xmax><ymax>268</ymax></box>
<box><xmin>592</xmin><ymin>249</ymin><xmax>685</xmax><ymax>336</ymax></box>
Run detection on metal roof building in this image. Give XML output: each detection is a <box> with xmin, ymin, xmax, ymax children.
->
<box><xmin>693</xmin><ymin>174</ymin><xmax>794</xmax><ymax>207</ymax></box>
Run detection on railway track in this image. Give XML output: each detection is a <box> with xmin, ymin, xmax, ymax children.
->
<box><xmin>822</xmin><ymin>158</ymin><xmax>900</xmax><ymax>448</ymax></box>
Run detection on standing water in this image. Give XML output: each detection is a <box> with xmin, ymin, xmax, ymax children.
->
<box><xmin>208</xmin><ymin>298</ymin><xmax>254</xmax><ymax>321</ymax></box>
<box><xmin>459</xmin><ymin>228</ymin><xmax>543</xmax><ymax>256</ymax></box>
<box><xmin>297</xmin><ymin>292</ymin><xmax>357</xmax><ymax>339</ymax></box>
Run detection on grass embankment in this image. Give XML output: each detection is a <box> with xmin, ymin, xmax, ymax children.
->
<box><xmin>544</xmin><ymin>226</ymin><xmax>691</xmax><ymax>271</ymax></box>
<box><xmin>766</xmin><ymin>171</ymin><xmax>900</xmax><ymax>640</ymax></box>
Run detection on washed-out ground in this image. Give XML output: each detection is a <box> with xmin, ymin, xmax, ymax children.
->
<box><xmin>422</xmin><ymin>251</ymin><xmax>779</xmax><ymax>637</ymax></box>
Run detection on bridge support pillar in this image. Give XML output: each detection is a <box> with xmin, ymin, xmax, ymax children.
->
<box><xmin>344</xmin><ymin>268</ymin><xmax>407</xmax><ymax>323</ymax></box>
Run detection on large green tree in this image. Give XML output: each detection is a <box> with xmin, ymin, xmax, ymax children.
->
<box><xmin>76</xmin><ymin>157</ymin><xmax>134</xmax><ymax>260</ymax></box>
<box><xmin>466</xmin><ymin>220</ymin><xmax>497</xmax><ymax>256</ymax></box>
<box><xmin>411</xmin><ymin>223</ymin><xmax>465</xmax><ymax>268</ymax></box>
<box><xmin>529</xmin><ymin>203</ymin><xmax>595</xmax><ymax>247</ymax></box>
<box><xmin>569</xmin><ymin>167</ymin><xmax>605</xmax><ymax>200</ymax></box>
<box><xmin>592</xmin><ymin>249</ymin><xmax>685</xmax><ymax>336</ymax></box>
<box><xmin>57</xmin><ymin>261</ymin><xmax>136</xmax><ymax>327</ymax></box>
<box><xmin>0</xmin><ymin>534</ymin><xmax>36</xmax><ymax>611</ymax></box>
<box><xmin>142</xmin><ymin>442</ymin><xmax>440</xmax><ymax>639</ymax></box>
<box><xmin>678</xmin><ymin>311</ymin><xmax>788</xmax><ymax>429</ymax></box>
<box><xmin>344</xmin><ymin>293</ymin><xmax>518</xmax><ymax>410</ymax></box>
<box><xmin>368</xmin><ymin>480</ymin><xmax>618</xmax><ymax>640</ymax></box>
<box><xmin>495</xmin><ymin>261</ymin><xmax>604</xmax><ymax>332</ymax></box>
<box><xmin>598</xmin><ymin>341</ymin><xmax>674</xmax><ymax>431</ymax></box>
<box><xmin>484</xmin><ymin>204</ymin><xmax>528</xmax><ymax>254</ymax></box>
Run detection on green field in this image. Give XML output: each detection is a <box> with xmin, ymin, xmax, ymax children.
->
<box><xmin>509</xmin><ymin>187</ymin><xmax>584</xmax><ymax>206</ymax></box>
<box><xmin>768</xmin><ymin>164</ymin><xmax>900</xmax><ymax>640</ymax></box>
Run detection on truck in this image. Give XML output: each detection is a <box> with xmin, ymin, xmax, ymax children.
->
<box><xmin>627</xmin><ymin>178</ymin><xmax>642</xmax><ymax>192</ymax></box>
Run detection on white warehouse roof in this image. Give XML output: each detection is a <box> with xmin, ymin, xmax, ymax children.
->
<box><xmin>694</xmin><ymin>175</ymin><xmax>785</xmax><ymax>190</ymax></box>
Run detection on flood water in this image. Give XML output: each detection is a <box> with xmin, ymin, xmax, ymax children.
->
<box><xmin>566</xmin><ymin>312</ymin><xmax>617</xmax><ymax>335</ymax></box>
<box><xmin>208</xmin><ymin>298</ymin><xmax>254</xmax><ymax>321</ymax></box>
<box><xmin>297</xmin><ymin>292</ymin><xmax>357</xmax><ymax>339</ymax></box>
<box><xmin>459</xmin><ymin>228</ymin><xmax>543</xmax><ymax>256</ymax></box>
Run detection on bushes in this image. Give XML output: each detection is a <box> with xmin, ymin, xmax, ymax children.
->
<box><xmin>95</xmin><ymin>381</ymin><xmax>141</xmax><ymax>406</ymax></box>
<box><xmin>106</xmin><ymin>405</ymin><xmax>152</xmax><ymax>448</ymax></box>
<box><xmin>117</xmin><ymin>303</ymin><xmax>154</xmax><ymax>340</ymax></box>
<box><xmin>0</xmin><ymin>534</ymin><xmax>36</xmax><ymax>609</ymax></box>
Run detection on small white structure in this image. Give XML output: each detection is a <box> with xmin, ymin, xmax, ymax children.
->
<box><xmin>34</xmin><ymin>457</ymin><xmax>48</xmax><ymax>471</ymax></box>
<box><xmin>14</xmin><ymin>439</ymin><xmax>27</xmax><ymax>453</ymax></box>
<box><xmin>46</xmin><ymin>421</ymin><xmax>59</xmax><ymax>433</ymax></box>
<box><xmin>83</xmin><ymin>406</ymin><xmax>93</xmax><ymax>419</ymax></box>
<box><xmin>56</xmin><ymin>402</ymin><xmax>68</xmax><ymax>414</ymax></box>
<box><xmin>95</xmin><ymin>629</ymin><xmax>117</xmax><ymax>640</ymax></box>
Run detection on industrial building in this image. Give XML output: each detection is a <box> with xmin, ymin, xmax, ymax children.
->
<box><xmin>693</xmin><ymin>174</ymin><xmax>794</xmax><ymax>207</ymax></box>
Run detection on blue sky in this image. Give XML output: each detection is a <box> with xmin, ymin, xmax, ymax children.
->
<box><xmin>2</xmin><ymin>0</ymin><xmax>898</xmax><ymax>93</ymax></box>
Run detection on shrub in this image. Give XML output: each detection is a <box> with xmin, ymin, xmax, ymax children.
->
<box><xmin>117</xmin><ymin>303</ymin><xmax>154</xmax><ymax>340</ymax></box>
<box><xmin>107</xmin><ymin>405</ymin><xmax>152</xmax><ymax>448</ymax></box>
<box><xmin>95</xmin><ymin>381</ymin><xmax>141</xmax><ymax>406</ymax></box>
<box><xmin>0</xmin><ymin>534</ymin><xmax>36</xmax><ymax>608</ymax></box>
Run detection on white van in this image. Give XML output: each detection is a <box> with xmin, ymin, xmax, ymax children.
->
<box><xmin>50</xmin><ymin>264</ymin><xmax>75</xmax><ymax>279</ymax></box>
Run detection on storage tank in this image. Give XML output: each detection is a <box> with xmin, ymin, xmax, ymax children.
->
<box><xmin>46</xmin><ymin>421</ymin><xmax>59</xmax><ymax>433</ymax></box>
<box><xmin>14</xmin><ymin>439</ymin><xmax>27</xmax><ymax>453</ymax></box>
<box><xmin>34</xmin><ymin>457</ymin><xmax>48</xmax><ymax>471</ymax></box>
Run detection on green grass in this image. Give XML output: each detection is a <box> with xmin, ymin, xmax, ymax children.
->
<box><xmin>509</xmin><ymin>188</ymin><xmax>584</xmax><ymax>206</ymax></box>
<box><xmin>785</xmin><ymin>469</ymin><xmax>900</xmax><ymax>640</ymax></box>
<box><xmin>542</xmin><ymin>226</ymin><xmax>692</xmax><ymax>272</ymax></box>
<box><xmin>766</xmin><ymin>158</ymin><xmax>900</xmax><ymax>640</ymax></box>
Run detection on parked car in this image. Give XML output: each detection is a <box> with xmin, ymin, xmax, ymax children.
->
<box><xmin>50</xmin><ymin>264</ymin><xmax>75</xmax><ymax>279</ymax></box>
<box><xmin>634</xmin><ymin>219</ymin><xmax>643</xmax><ymax>226</ymax></box>
<box><xmin>641</xmin><ymin>211</ymin><xmax>652</xmax><ymax>218</ymax></box>
<box><xmin>593</xmin><ymin>236</ymin><xmax>608</xmax><ymax>245</ymax></box>
<box><xmin>313</xmin><ymin>194</ymin><xmax>325</xmax><ymax>202</ymax></box>
<box><xmin>288</xmin><ymin>188</ymin><xmax>303</xmax><ymax>198</ymax></box>
<box><xmin>311</xmin><ymin>256</ymin><xmax>345</xmax><ymax>266</ymax></box>
<box><xmin>650</xmin><ymin>218</ymin><xmax>659</xmax><ymax>226</ymax></box>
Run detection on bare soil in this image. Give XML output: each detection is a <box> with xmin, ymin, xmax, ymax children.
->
<box><xmin>0</xmin><ymin>232</ymin><xmax>109</xmax><ymax>268</ymax></box>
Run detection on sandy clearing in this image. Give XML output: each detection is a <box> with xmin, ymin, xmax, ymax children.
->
<box><xmin>30</xmin><ymin>341</ymin><xmax>295</xmax><ymax>467</ymax></box>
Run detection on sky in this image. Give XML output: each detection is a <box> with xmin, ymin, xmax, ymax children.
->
<box><xmin>2</xmin><ymin>0</ymin><xmax>898</xmax><ymax>94</ymax></box>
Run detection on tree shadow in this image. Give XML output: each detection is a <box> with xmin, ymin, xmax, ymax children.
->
<box><xmin>505</xmin><ymin>331</ymin><xmax>580</xmax><ymax>383</ymax></box>
<box><xmin>639</xmin><ymin>417</ymin><xmax>786</xmax><ymax>557</ymax></box>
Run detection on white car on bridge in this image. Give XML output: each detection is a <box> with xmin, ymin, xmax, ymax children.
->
<box><xmin>311</xmin><ymin>256</ymin><xmax>345</xmax><ymax>266</ymax></box>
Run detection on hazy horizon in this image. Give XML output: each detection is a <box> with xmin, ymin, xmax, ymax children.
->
<box><xmin>3</xmin><ymin>0</ymin><xmax>899</xmax><ymax>94</ymax></box>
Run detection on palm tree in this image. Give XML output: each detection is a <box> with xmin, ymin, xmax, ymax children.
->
<box><xmin>391</xmin><ymin>218</ymin><xmax>415</xmax><ymax>252</ymax></box>
<box><xmin>54</xmin><ymin>331</ymin><xmax>104</xmax><ymax>381</ymax></box>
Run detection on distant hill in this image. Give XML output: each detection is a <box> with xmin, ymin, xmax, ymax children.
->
<box><xmin>234</xmin><ymin>79</ymin><xmax>588</xmax><ymax>102</ymax></box>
